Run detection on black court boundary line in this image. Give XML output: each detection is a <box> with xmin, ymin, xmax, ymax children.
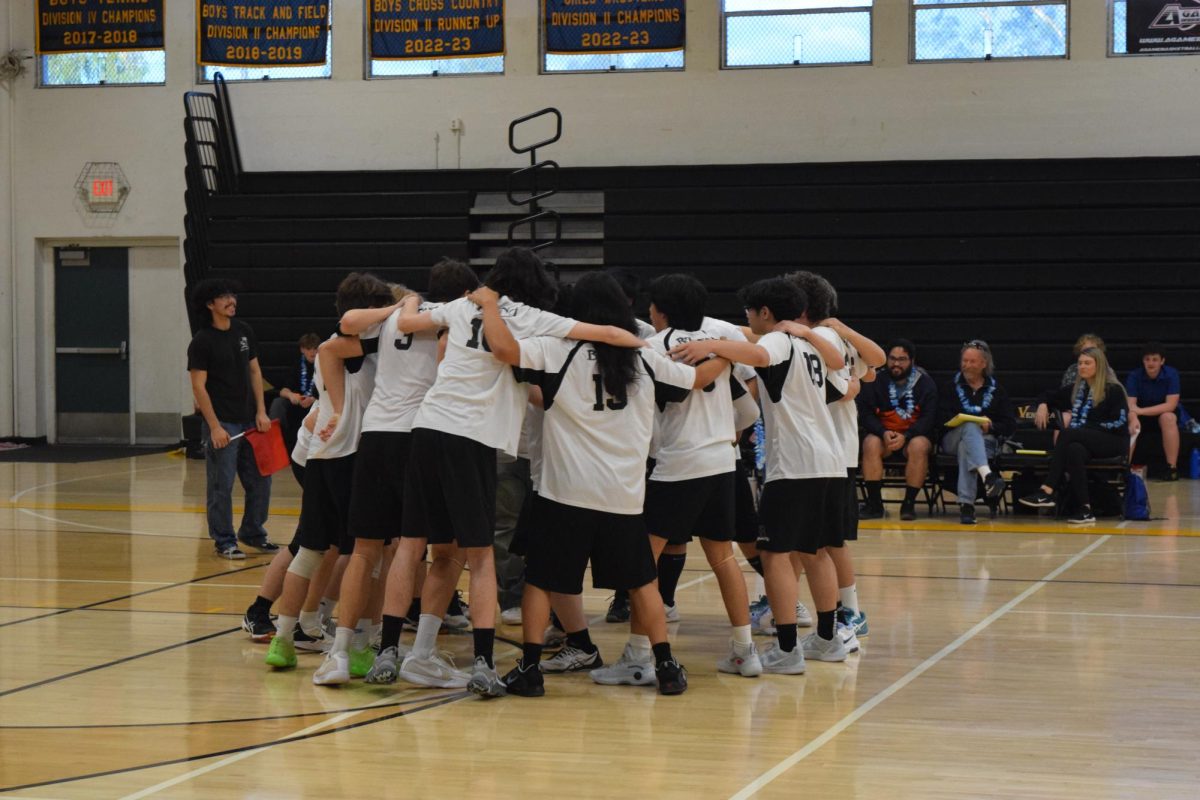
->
<box><xmin>0</xmin><ymin>691</ymin><xmax>463</xmax><ymax>730</ymax></box>
<box><xmin>0</xmin><ymin>563</ymin><xmax>267</xmax><ymax>630</ymax></box>
<box><xmin>0</xmin><ymin>692</ymin><xmax>469</xmax><ymax>793</ymax></box>
<box><xmin>0</xmin><ymin>627</ymin><xmax>241</xmax><ymax>699</ymax></box>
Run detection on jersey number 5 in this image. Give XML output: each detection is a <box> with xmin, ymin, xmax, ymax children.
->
<box><xmin>592</xmin><ymin>375</ymin><xmax>627</xmax><ymax>411</ymax></box>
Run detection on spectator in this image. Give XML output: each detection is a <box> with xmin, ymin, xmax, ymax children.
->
<box><xmin>269</xmin><ymin>332</ymin><xmax>320</xmax><ymax>451</ymax></box>
<box><xmin>1060</xmin><ymin>333</ymin><xmax>1119</xmax><ymax>387</ymax></box>
<box><xmin>1126</xmin><ymin>342</ymin><xmax>1191</xmax><ymax>481</ymax></box>
<box><xmin>1021</xmin><ymin>347</ymin><xmax>1134</xmax><ymax>525</ymax></box>
<box><xmin>938</xmin><ymin>340</ymin><xmax>1014</xmax><ymax>524</ymax></box>
<box><xmin>858</xmin><ymin>339</ymin><xmax>938</xmax><ymax>521</ymax></box>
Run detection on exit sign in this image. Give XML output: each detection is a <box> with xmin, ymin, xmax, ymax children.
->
<box><xmin>86</xmin><ymin>177</ymin><xmax>119</xmax><ymax>206</ymax></box>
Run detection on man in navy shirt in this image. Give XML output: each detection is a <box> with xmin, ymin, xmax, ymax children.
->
<box><xmin>1126</xmin><ymin>342</ymin><xmax>1191</xmax><ymax>481</ymax></box>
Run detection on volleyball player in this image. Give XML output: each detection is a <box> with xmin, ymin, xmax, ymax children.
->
<box><xmin>671</xmin><ymin>277</ymin><xmax>849</xmax><ymax>672</ymax></box>
<box><xmin>387</xmin><ymin>248</ymin><xmax>646</xmax><ymax>698</ymax></box>
<box><xmin>264</xmin><ymin>273</ymin><xmax>391</xmax><ymax>671</ymax></box>
<box><xmin>488</xmin><ymin>272</ymin><xmax>725</xmax><ymax>697</ymax></box>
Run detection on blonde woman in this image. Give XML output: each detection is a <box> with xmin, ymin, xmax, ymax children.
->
<box><xmin>1022</xmin><ymin>348</ymin><xmax>1135</xmax><ymax>524</ymax></box>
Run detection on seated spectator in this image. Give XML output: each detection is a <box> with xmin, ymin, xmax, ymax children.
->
<box><xmin>939</xmin><ymin>340</ymin><xmax>1015</xmax><ymax>525</ymax></box>
<box><xmin>1021</xmin><ymin>347</ymin><xmax>1134</xmax><ymax>525</ymax></box>
<box><xmin>1060</xmin><ymin>332</ymin><xmax>1119</xmax><ymax>387</ymax></box>
<box><xmin>1126</xmin><ymin>342</ymin><xmax>1191</xmax><ymax>481</ymax></box>
<box><xmin>268</xmin><ymin>332</ymin><xmax>319</xmax><ymax>450</ymax></box>
<box><xmin>858</xmin><ymin>339</ymin><xmax>938</xmax><ymax>521</ymax></box>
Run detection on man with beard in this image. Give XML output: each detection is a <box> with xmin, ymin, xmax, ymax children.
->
<box><xmin>857</xmin><ymin>339</ymin><xmax>938</xmax><ymax>521</ymax></box>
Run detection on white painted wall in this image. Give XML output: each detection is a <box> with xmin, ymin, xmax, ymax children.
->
<box><xmin>3</xmin><ymin>0</ymin><xmax>1199</xmax><ymax>437</ymax></box>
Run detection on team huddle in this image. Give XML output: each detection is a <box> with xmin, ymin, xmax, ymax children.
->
<box><xmin>243</xmin><ymin>248</ymin><xmax>885</xmax><ymax>698</ymax></box>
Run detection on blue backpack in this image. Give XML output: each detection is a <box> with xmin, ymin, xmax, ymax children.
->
<box><xmin>1124</xmin><ymin>471</ymin><xmax>1150</xmax><ymax>521</ymax></box>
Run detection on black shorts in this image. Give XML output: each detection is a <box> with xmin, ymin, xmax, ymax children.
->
<box><xmin>298</xmin><ymin>455</ymin><xmax>357</xmax><ymax>555</ymax></box>
<box><xmin>401</xmin><ymin>428</ymin><xmax>496</xmax><ymax>548</ymax></box>
<box><xmin>757</xmin><ymin>477</ymin><xmax>847</xmax><ymax>554</ymax></box>
<box><xmin>842</xmin><ymin>467</ymin><xmax>859</xmax><ymax>542</ymax></box>
<box><xmin>644</xmin><ymin>472</ymin><xmax>736</xmax><ymax>545</ymax></box>
<box><xmin>733</xmin><ymin>459</ymin><xmax>760</xmax><ymax>544</ymax></box>
<box><xmin>509</xmin><ymin>489</ymin><xmax>538</xmax><ymax>558</ymax></box>
<box><xmin>347</xmin><ymin>431</ymin><xmax>412</xmax><ymax>542</ymax></box>
<box><xmin>525</xmin><ymin>496</ymin><xmax>658</xmax><ymax>595</ymax></box>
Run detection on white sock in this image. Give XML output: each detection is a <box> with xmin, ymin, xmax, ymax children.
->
<box><xmin>350</xmin><ymin>618</ymin><xmax>373</xmax><ymax>651</ymax></box>
<box><xmin>298</xmin><ymin>610</ymin><xmax>321</xmax><ymax>634</ymax></box>
<box><xmin>976</xmin><ymin>464</ymin><xmax>992</xmax><ymax>479</ymax></box>
<box><xmin>629</xmin><ymin>633</ymin><xmax>652</xmax><ymax>659</ymax></box>
<box><xmin>413</xmin><ymin>613</ymin><xmax>442</xmax><ymax>657</ymax></box>
<box><xmin>318</xmin><ymin>597</ymin><xmax>336</xmax><ymax>619</ymax></box>
<box><xmin>839</xmin><ymin>585</ymin><xmax>859</xmax><ymax>614</ymax></box>
<box><xmin>732</xmin><ymin>624</ymin><xmax>753</xmax><ymax>646</ymax></box>
<box><xmin>333</xmin><ymin>626</ymin><xmax>353</xmax><ymax>655</ymax></box>
<box><xmin>275</xmin><ymin>615</ymin><xmax>297</xmax><ymax>643</ymax></box>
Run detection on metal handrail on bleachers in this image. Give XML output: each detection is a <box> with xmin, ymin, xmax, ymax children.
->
<box><xmin>505</xmin><ymin>108</ymin><xmax>563</xmax><ymax>255</ymax></box>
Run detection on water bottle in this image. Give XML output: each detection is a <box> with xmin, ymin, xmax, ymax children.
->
<box><xmin>1190</xmin><ymin>447</ymin><xmax>1200</xmax><ymax>480</ymax></box>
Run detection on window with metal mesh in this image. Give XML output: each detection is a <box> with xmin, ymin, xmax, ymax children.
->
<box><xmin>370</xmin><ymin>55</ymin><xmax>504</xmax><ymax>78</ymax></box>
<box><xmin>723</xmin><ymin>1</ymin><xmax>873</xmax><ymax>68</ymax></box>
<box><xmin>40</xmin><ymin>51</ymin><xmax>166</xmax><ymax>87</ymax></box>
<box><xmin>911</xmin><ymin>1</ymin><xmax>1068</xmax><ymax>62</ymax></box>
<box><xmin>543</xmin><ymin>50</ymin><xmax>684</xmax><ymax>73</ymax></box>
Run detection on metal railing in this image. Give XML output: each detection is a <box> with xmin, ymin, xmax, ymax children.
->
<box><xmin>505</xmin><ymin>108</ymin><xmax>563</xmax><ymax>254</ymax></box>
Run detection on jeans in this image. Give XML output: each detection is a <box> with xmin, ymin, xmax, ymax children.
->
<box><xmin>941</xmin><ymin>422</ymin><xmax>997</xmax><ymax>504</ymax></box>
<box><xmin>203</xmin><ymin>420</ymin><xmax>272</xmax><ymax>550</ymax></box>
<box><xmin>494</xmin><ymin>457</ymin><xmax>530</xmax><ymax>610</ymax></box>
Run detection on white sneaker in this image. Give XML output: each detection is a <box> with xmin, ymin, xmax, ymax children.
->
<box><xmin>837</xmin><ymin>621</ymin><xmax>860</xmax><ymax>654</ymax></box>
<box><xmin>399</xmin><ymin>650</ymin><xmax>471</xmax><ymax>689</ymax></box>
<box><xmin>717</xmin><ymin>641</ymin><xmax>763</xmax><ymax>677</ymax></box>
<box><xmin>293</xmin><ymin>625</ymin><xmax>330</xmax><ymax>653</ymax></box>
<box><xmin>500</xmin><ymin>607</ymin><xmax>523</xmax><ymax>626</ymax></box>
<box><xmin>312</xmin><ymin>651</ymin><xmax>350</xmax><ymax>685</ymax></box>
<box><xmin>664</xmin><ymin>603</ymin><xmax>681</xmax><ymax>623</ymax></box>
<box><xmin>801</xmin><ymin>632</ymin><xmax>849</xmax><ymax>662</ymax></box>
<box><xmin>543</xmin><ymin>622</ymin><xmax>566</xmax><ymax>649</ymax></box>
<box><xmin>759</xmin><ymin>643</ymin><xmax>806</xmax><ymax>674</ymax></box>
<box><xmin>466</xmin><ymin>656</ymin><xmax>507</xmax><ymax>699</ymax></box>
<box><xmin>540</xmin><ymin>645</ymin><xmax>602</xmax><ymax>674</ymax></box>
<box><xmin>796</xmin><ymin>602</ymin><xmax>814</xmax><ymax>627</ymax></box>
<box><xmin>589</xmin><ymin>644</ymin><xmax>655</xmax><ymax>686</ymax></box>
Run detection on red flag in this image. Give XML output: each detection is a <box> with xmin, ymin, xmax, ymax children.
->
<box><xmin>243</xmin><ymin>419</ymin><xmax>290</xmax><ymax>477</ymax></box>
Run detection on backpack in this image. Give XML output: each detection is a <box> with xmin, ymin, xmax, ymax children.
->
<box><xmin>1124</xmin><ymin>471</ymin><xmax>1151</xmax><ymax>521</ymax></box>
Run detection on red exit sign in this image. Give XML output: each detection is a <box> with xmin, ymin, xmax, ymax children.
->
<box><xmin>92</xmin><ymin>179</ymin><xmax>114</xmax><ymax>197</ymax></box>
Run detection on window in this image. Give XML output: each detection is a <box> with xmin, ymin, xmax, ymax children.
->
<box><xmin>723</xmin><ymin>1</ymin><xmax>873</xmax><ymax>69</ymax></box>
<box><xmin>40</xmin><ymin>51</ymin><xmax>166</xmax><ymax>87</ymax></box>
<box><xmin>911</xmin><ymin>1</ymin><xmax>1068</xmax><ymax>62</ymax></box>
<box><xmin>370</xmin><ymin>56</ymin><xmax>504</xmax><ymax>79</ymax></box>
<box><xmin>1111</xmin><ymin>0</ymin><xmax>1200</xmax><ymax>56</ymax></box>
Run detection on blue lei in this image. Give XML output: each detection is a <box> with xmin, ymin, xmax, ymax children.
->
<box><xmin>1068</xmin><ymin>384</ymin><xmax>1092</xmax><ymax>429</ymax></box>
<box><xmin>299</xmin><ymin>356</ymin><xmax>314</xmax><ymax>396</ymax></box>
<box><xmin>888</xmin><ymin>372</ymin><xmax>918</xmax><ymax>420</ymax></box>
<box><xmin>955</xmin><ymin>373</ymin><xmax>995</xmax><ymax>415</ymax></box>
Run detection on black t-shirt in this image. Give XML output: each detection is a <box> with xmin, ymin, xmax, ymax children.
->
<box><xmin>187</xmin><ymin>320</ymin><xmax>259</xmax><ymax>424</ymax></box>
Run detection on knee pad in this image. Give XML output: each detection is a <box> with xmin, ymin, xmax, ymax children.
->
<box><xmin>287</xmin><ymin>546</ymin><xmax>324</xmax><ymax>579</ymax></box>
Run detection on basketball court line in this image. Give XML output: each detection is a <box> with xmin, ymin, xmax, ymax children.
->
<box><xmin>6</xmin><ymin>463</ymin><xmax>179</xmax><ymax>502</ymax></box>
<box><xmin>727</xmin><ymin>533</ymin><xmax>1111</xmax><ymax>800</ymax></box>
<box><xmin>1008</xmin><ymin>609</ymin><xmax>1200</xmax><ymax>620</ymax></box>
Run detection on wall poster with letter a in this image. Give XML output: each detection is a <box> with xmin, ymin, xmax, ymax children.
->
<box><xmin>1126</xmin><ymin>0</ymin><xmax>1200</xmax><ymax>53</ymax></box>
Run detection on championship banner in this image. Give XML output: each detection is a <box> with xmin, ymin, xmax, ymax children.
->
<box><xmin>369</xmin><ymin>1</ymin><xmax>504</xmax><ymax>61</ymax></box>
<box><xmin>37</xmin><ymin>0</ymin><xmax>164</xmax><ymax>54</ymax></box>
<box><xmin>544</xmin><ymin>0</ymin><xmax>684</xmax><ymax>55</ymax></box>
<box><xmin>1126</xmin><ymin>0</ymin><xmax>1200</xmax><ymax>54</ymax></box>
<box><xmin>198</xmin><ymin>1</ymin><xmax>329</xmax><ymax>66</ymax></box>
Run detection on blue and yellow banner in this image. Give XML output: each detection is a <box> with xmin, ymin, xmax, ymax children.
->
<box><xmin>369</xmin><ymin>0</ymin><xmax>504</xmax><ymax>60</ymax></box>
<box><xmin>37</xmin><ymin>0</ymin><xmax>164</xmax><ymax>54</ymax></box>
<box><xmin>198</xmin><ymin>1</ymin><xmax>329</xmax><ymax>67</ymax></box>
<box><xmin>543</xmin><ymin>0</ymin><xmax>684</xmax><ymax>55</ymax></box>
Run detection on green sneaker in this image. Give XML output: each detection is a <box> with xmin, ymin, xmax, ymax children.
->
<box><xmin>349</xmin><ymin>646</ymin><xmax>375</xmax><ymax>678</ymax></box>
<box><xmin>265</xmin><ymin>636</ymin><xmax>297</xmax><ymax>669</ymax></box>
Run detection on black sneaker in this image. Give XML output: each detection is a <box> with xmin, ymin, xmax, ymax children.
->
<box><xmin>959</xmin><ymin>503</ymin><xmax>977</xmax><ymax>525</ymax></box>
<box><xmin>605</xmin><ymin>593</ymin><xmax>631</xmax><ymax>624</ymax></box>
<box><xmin>1019</xmin><ymin>489</ymin><xmax>1056</xmax><ymax>509</ymax></box>
<box><xmin>238</xmin><ymin>537</ymin><xmax>280</xmax><ymax>554</ymax></box>
<box><xmin>983</xmin><ymin>471</ymin><xmax>1006</xmax><ymax>500</ymax></box>
<box><xmin>899</xmin><ymin>502</ymin><xmax>917</xmax><ymax>521</ymax></box>
<box><xmin>1067</xmin><ymin>507</ymin><xmax>1096</xmax><ymax>525</ymax></box>
<box><xmin>655</xmin><ymin>658</ymin><xmax>688</xmax><ymax>696</ymax></box>
<box><xmin>1164</xmin><ymin>468</ymin><xmax>1179</xmax><ymax>482</ymax></box>
<box><xmin>215</xmin><ymin>543</ymin><xmax>246</xmax><ymax>560</ymax></box>
<box><xmin>241</xmin><ymin>610</ymin><xmax>276</xmax><ymax>642</ymax></box>
<box><xmin>293</xmin><ymin>624</ymin><xmax>329</xmax><ymax>652</ymax></box>
<box><xmin>502</xmin><ymin>659</ymin><xmax>546</xmax><ymax>697</ymax></box>
<box><xmin>858</xmin><ymin>503</ymin><xmax>885</xmax><ymax>520</ymax></box>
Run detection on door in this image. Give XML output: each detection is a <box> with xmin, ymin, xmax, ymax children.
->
<box><xmin>54</xmin><ymin>247</ymin><xmax>131</xmax><ymax>443</ymax></box>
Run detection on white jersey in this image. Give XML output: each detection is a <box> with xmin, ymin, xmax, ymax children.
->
<box><xmin>812</xmin><ymin>328</ymin><xmax>868</xmax><ymax>469</ymax></box>
<box><xmin>755</xmin><ymin>331</ymin><xmax>845</xmax><ymax>482</ymax></box>
<box><xmin>413</xmin><ymin>296</ymin><xmax>576</xmax><ymax>456</ymax></box>
<box><xmin>702</xmin><ymin>317</ymin><xmax>758</xmax><ymax>384</ymax></box>
<box><xmin>361</xmin><ymin>303</ymin><xmax>442</xmax><ymax>434</ymax></box>
<box><xmin>526</xmin><ymin>402</ymin><xmax>545</xmax><ymax>492</ymax></box>
<box><xmin>291</xmin><ymin>403</ymin><xmax>318</xmax><ymax>468</ymax></box>
<box><xmin>647</xmin><ymin>324</ymin><xmax>740</xmax><ymax>482</ymax></box>
<box><xmin>519</xmin><ymin>337</ymin><xmax>696</xmax><ymax>514</ymax></box>
<box><xmin>635</xmin><ymin>318</ymin><xmax>657</xmax><ymax>339</ymax></box>
<box><xmin>307</xmin><ymin>327</ymin><xmax>380</xmax><ymax>461</ymax></box>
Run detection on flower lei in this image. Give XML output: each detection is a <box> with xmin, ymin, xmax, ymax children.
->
<box><xmin>888</xmin><ymin>372</ymin><xmax>919</xmax><ymax>420</ymax></box>
<box><xmin>1068</xmin><ymin>384</ymin><xmax>1092</xmax><ymax>429</ymax></box>
<box><xmin>299</xmin><ymin>356</ymin><xmax>314</xmax><ymax>397</ymax></box>
<box><xmin>955</xmin><ymin>373</ymin><xmax>995</xmax><ymax>415</ymax></box>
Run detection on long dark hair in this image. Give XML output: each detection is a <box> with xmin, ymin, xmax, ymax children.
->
<box><xmin>484</xmin><ymin>247</ymin><xmax>557</xmax><ymax>310</ymax></box>
<box><xmin>570</xmin><ymin>272</ymin><xmax>639</xmax><ymax>404</ymax></box>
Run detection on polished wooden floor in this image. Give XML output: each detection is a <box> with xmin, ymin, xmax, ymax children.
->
<box><xmin>1</xmin><ymin>452</ymin><xmax>1199</xmax><ymax>798</ymax></box>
